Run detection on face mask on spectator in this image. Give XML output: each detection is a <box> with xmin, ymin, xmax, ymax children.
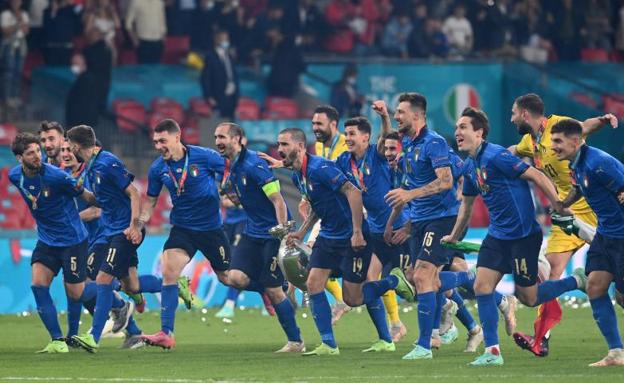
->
<box><xmin>347</xmin><ymin>77</ymin><xmax>357</xmax><ymax>85</ymax></box>
<box><xmin>220</xmin><ymin>41</ymin><xmax>230</xmax><ymax>50</ymax></box>
<box><xmin>71</xmin><ymin>65</ymin><xmax>83</xmax><ymax>75</ymax></box>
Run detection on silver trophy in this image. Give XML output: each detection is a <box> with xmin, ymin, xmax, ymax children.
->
<box><xmin>269</xmin><ymin>221</ymin><xmax>311</xmax><ymax>291</ymax></box>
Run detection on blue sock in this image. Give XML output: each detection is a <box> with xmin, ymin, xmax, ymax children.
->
<box><xmin>439</xmin><ymin>271</ymin><xmax>473</xmax><ymax>292</ymax></box>
<box><xmin>494</xmin><ymin>291</ymin><xmax>503</xmax><ymax>306</ymax></box>
<box><xmin>590</xmin><ymin>295</ymin><xmax>623</xmax><ymax>349</ymax></box>
<box><xmin>432</xmin><ymin>293</ymin><xmax>445</xmax><ymax>330</ymax></box>
<box><xmin>476</xmin><ymin>293</ymin><xmax>499</xmax><ymax>347</ymax></box>
<box><xmin>31</xmin><ymin>286</ymin><xmax>62</xmax><ymax>340</ymax></box>
<box><xmin>246</xmin><ymin>280</ymin><xmax>264</xmax><ymax>293</ymax></box>
<box><xmin>125</xmin><ymin>315</ymin><xmax>142</xmax><ymax>336</ymax></box>
<box><xmin>161</xmin><ymin>284</ymin><xmax>179</xmax><ymax>334</ymax></box>
<box><xmin>91</xmin><ymin>283</ymin><xmax>114</xmax><ymax>343</ymax></box>
<box><xmin>226</xmin><ymin>287</ymin><xmax>241</xmax><ymax>301</ymax></box>
<box><xmin>111</xmin><ymin>279</ymin><xmax>121</xmax><ymax>291</ymax></box>
<box><xmin>139</xmin><ymin>275</ymin><xmax>162</xmax><ymax>293</ymax></box>
<box><xmin>66</xmin><ymin>297</ymin><xmax>82</xmax><ymax>337</ymax></box>
<box><xmin>83</xmin><ymin>298</ymin><xmax>96</xmax><ymax>315</ymax></box>
<box><xmin>450</xmin><ymin>290</ymin><xmax>477</xmax><ymax>331</ymax></box>
<box><xmin>274</xmin><ymin>298</ymin><xmax>302</xmax><ymax>342</ymax></box>
<box><xmin>80</xmin><ymin>282</ymin><xmax>97</xmax><ymax>302</ymax></box>
<box><xmin>536</xmin><ymin>276</ymin><xmax>577</xmax><ymax>305</ymax></box>
<box><xmin>309</xmin><ymin>292</ymin><xmax>337</xmax><ymax>348</ymax></box>
<box><xmin>366</xmin><ymin>297</ymin><xmax>392</xmax><ymax>343</ymax></box>
<box><xmin>416</xmin><ymin>291</ymin><xmax>436</xmax><ymax>349</ymax></box>
<box><xmin>362</xmin><ymin>276</ymin><xmax>398</xmax><ymax>305</ymax></box>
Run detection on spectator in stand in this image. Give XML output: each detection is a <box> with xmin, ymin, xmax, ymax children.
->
<box><xmin>239</xmin><ymin>2</ymin><xmax>284</xmax><ymax>65</ymax></box>
<box><xmin>552</xmin><ymin>0</ymin><xmax>583</xmax><ymax>61</ymax></box>
<box><xmin>190</xmin><ymin>0</ymin><xmax>218</xmax><ymax>54</ymax></box>
<box><xmin>165</xmin><ymin>0</ymin><xmax>196</xmax><ymax>37</ymax></box>
<box><xmin>83</xmin><ymin>0</ymin><xmax>121</xmax><ymax>65</ymax></box>
<box><xmin>330</xmin><ymin>64</ymin><xmax>363</xmax><ymax>119</ymax></box>
<box><xmin>381</xmin><ymin>9</ymin><xmax>413</xmax><ymax>58</ymax></box>
<box><xmin>267</xmin><ymin>26</ymin><xmax>305</xmax><ymax>98</ymax></box>
<box><xmin>324</xmin><ymin>0</ymin><xmax>356</xmax><ymax>53</ymax></box>
<box><xmin>125</xmin><ymin>0</ymin><xmax>166</xmax><ymax>63</ymax></box>
<box><xmin>408</xmin><ymin>17</ymin><xmax>449</xmax><ymax>59</ymax></box>
<box><xmin>1</xmin><ymin>0</ymin><xmax>29</xmax><ymax>109</ymax></box>
<box><xmin>42</xmin><ymin>0</ymin><xmax>80</xmax><ymax>65</ymax></box>
<box><xmin>65</xmin><ymin>53</ymin><xmax>100</xmax><ymax>128</ymax></box>
<box><xmin>28</xmin><ymin>0</ymin><xmax>48</xmax><ymax>51</ymax></box>
<box><xmin>442</xmin><ymin>3</ymin><xmax>473</xmax><ymax>58</ymax></box>
<box><xmin>582</xmin><ymin>0</ymin><xmax>612</xmax><ymax>51</ymax></box>
<box><xmin>215</xmin><ymin>0</ymin><xmax>247</xmax><ymax>50</ymax></box>
<box><xmin>83</xmin><ymin>37</ymin><xmax>113</xmax><ymax>114</ymax></box>
<box><xmin>616</xmin><ymin>0</ymin><xmax>624</xmax><ymax>53</ymax></box>
<box><xmin>200</xmin><ymin>29</ymin><xmax>239</xmax><ymax>119</ymax></box>
<box><xmin>296</xmin><ymin>0</ymin><xmax>326</xmax><ymax>53</ymax></box>
<box><xmin>350</xmin><ymin>0</ymin><xmax>389</xmax><ymax>56</ymax></box>
<box><xmin>514</xmin><ymin>0</ymin><xmax>553</xmax><ymax>63</ymax></box>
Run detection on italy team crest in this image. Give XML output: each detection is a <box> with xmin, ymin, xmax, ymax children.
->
<box><xmin>476</xmin><ymin>168</ymin><xmax>490</xmax><ymax>193</ymax></box>
<box><xmin>413</xmin><ymin>148</ymin><xmax>420</xmax><ymax>162</ymax></box>
<box><xmin>190</xmin><ymin>164</ymin><xmax>199</xmax><ymax>177</ymax></box>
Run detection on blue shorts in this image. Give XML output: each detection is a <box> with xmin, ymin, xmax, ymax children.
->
<box><xmin>86</xmin><ymin>242</ymin><xmax>109</xmax><ymax>280</ymax></box>
<box><xmin>31</xmin><ymin>240</ymin><xmax>88</xmax><ymax>284</ymax></box>
<box><xmin>477</xmin><ymin>230</ymin><xmax>542</xmax><ymax>287</ymax></box>
<box><xmin>100</xmin><ymin>229</ymin><xmax>145</xmax><ymax>279</ymax></box>
<box><xmin>585</xmin><ymin>233</ymin><xmax>624</xmax><ymax>293</ymax></box>
<box><xmin>224</xmin><ymin>221</ymin><xmax>246</xmax><ymax>247</ymax></box>
<box><xmin>410</xmin><ymin>216</ymin><xmax>457</xmax><ymax>267</ymax></box>
<box><xmin>369</xmin><ymin>233</ymin><xmax>405</xmax><ymax>277</ymax></box>
<box><xmin>230</xmin><ymin>234</ymin><xmax>283</xmax><ymax>288</ymax></box>
<box><xmin>164</xmin><ymin>226</ymin><xmax>231</xmax><ymax>272</ymax></box>
<box><xmin>310</xmin><ymin>236</ymin><xmax>372</xmax><ymax>284</ymax></box>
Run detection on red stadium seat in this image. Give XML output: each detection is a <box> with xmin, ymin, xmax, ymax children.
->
<box><xmin>603</xmin><ymin>94</ymin><xmax>624</xmax><ymax>120</ymax></box>
<box><xmin>262</xmin><ymin>97</ymin><xmax>300</xmax><ymax>120</ymax></box>
<box><xmin>0</xmin><ymin>123</ymin><xmax>18</xmax><ymax>145</ymax></box>
<box><xmin>112</xmin><ymin>99</ymin><xmax>146</xmax><ymax>133</ymax></box>
<box><xmin>118</xmin><ymin>49</ymin><xmax>137</xmax><ymax>65</ymax></box>
<box><xmin>22</xmin><ymin>50</ymin><xmax>44</xmax><ymax>81</ymax></box>
<box><xmin>162</xmin><ymin>36</ymin><xmax>190</xmax><ymax>64</ymax></box>
<box><xmin>181</xmin><ymin>117</ymin><xmax>200</xmax><ymax>145</ymax></box>
<box><xmin>469</xmin><ymin>195</ymin><xmax>489</xmax><ymax>228</ymax></box>
<box><xmin>581</xmin><ymin>48</ymin><xmax>609</xmax><ymax>62</ymax></box>
<box><xmin>0</xmin><ymin>208</ymin><xmax>22</xmax><ymax>230</ymax></box>
<box><xmin>236</xmin><ymin>97</ymin><xmax>261</xmax><ymax>120</ymax></box>
<box><xmin>150</xmin><ymin>98</ymin><xmax>185</xmax><ymax>125</ymax></box>
<box><xmin>189</xmin><ymin>97</ymin><xmax>212</xmax><ymax>117</ymax></box>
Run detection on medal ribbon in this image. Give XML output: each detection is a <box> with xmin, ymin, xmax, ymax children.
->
<box><xmin>76</xmin><ymin>147</ymin><xmax>100</xmax><ymax>189</ymax></box>
<box><xmin>350</xmin><ymin>151</ymin><xmax>368</xmax><ymax>192</ymax></box>
<box><xmin>166</xmin><ymin>147</ymin><xmax>189</xmax><ymax>196</ymax></box>
<box><xmin>323</xmin><ymin>133</ymin><xmax>340</xmax><ymax>159</ymax></box>
<box><xmin>530</xmin><ymin>122</ymin><xmax>545</xmax><ymax>169</ymax></box>
<box><xmin>296</xmin><ymin>153</ymin><xmax>310</xmax><ymax>200</ymax></box>
<box><xmin>220</xmin><ymin>151</ymin><xmax>241</xmax><ymax>191</ymax></box>
<box><xmin>19</xmin><ymin>168</ymin><xmax>43</xmax><ymax>210</ymax></box>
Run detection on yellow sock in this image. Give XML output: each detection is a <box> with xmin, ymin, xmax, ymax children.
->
<box><xmin>383</xmin><ymin>290</ymin><xmax>400</xmax><ymax>325</ymax></box>
<box><xmin>325</xmin><ymin>278</ymin><xmax>343</xmax><ymax>301</ymax></box>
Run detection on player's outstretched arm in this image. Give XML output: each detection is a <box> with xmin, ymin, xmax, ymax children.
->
<box><xmin>383</xmin><ymin>204</ymin><xmax>404</xmax><ymax>244</ymax></box>
<box><xmin>562</xmin><ymin>185</ymin><xmax>582</xmax><ymax>208</ymax></box>
<box><xmin>521</xmin><ymin>166</ymin><xmax>564</xmax><ymax>214</ymax></box>
<box><xmin>80</xmin><ymin>189</ymin><xmax>97</xmax><ymax>206</ymax></box>
<box><xmin>340</xmin><ymin>181</ymin><xmax>366</xmax><ymax>250</ymax></box>
<box><xmin>385</xmin><ymin>166</ymin><xmax>453</xmax><ymax>208</ymax></box>
<box><xmin>80</xmin><ymin>206</ymin><xmax>101</xmax><ymax>222</ymax></box>
<box><xmin>257</xmin><ymin>152</ymin><xmax>284</xmax><ymax>169</ymax></box>
<box><xmin>124</xmin><ymin>184</ymin><xmax>143</xmax><ymax>244</ymax></box>
<box><xmin>441</xmin><ymin>195</ymin><xmax>476</xmax><ymax>244</ymax></box>
<box><xmin>581</xmin><ymin>113</ymin><xmax>618</xmax><ymax>136</ymax></box>
<box><xmin>265</xmin><ymin>181</ymin><xmax>288</xmax><ymax>225</ymax></box>
<box><xmin>286</xmin><ymin>208</ymin><xmax>319</xmax><ymax>247</ymax></box>
<box><xmin>372</xmin><ymin>100</ymin><xmax>393</xmax><ymax>154</ymax></box>
<box><xmin>137</xmin><ymin>195</ymin><xmax>158</xmax><ymax>230</ymax></box>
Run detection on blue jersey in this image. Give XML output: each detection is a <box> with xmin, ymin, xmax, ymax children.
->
<box><xmin>148</xmin><ymin>145</ymin><xmax>224</xmax><ymax>231</ymax></box>
<box><xmin>401</xmin><ymin>128</ymin><xmax>459</xmax><ymax>222</ymax></box>
<box><xmin>225</xmin><ymin>206</ymin><xmax>247</xmax><ymax>224</ymax></box>
<box><xmin>293</xmin><ymin>154</ymin><xmax>356</xmax><ymax>240</ymax></box>
<box><xmin>225</xmin><ymin>148</ymin><xmax>285</xmax><ymax>238</ymax></box>
<box><xmin>9</xmin><ymin>163</ymin><xmax>87</xmax><ymax>246</ymax></box>
<box><xmin>462</xmin><ymin>142</ymin><xmax>540</xmax><ymax>240</ymax></box>
<box><xmin>336</xmin><ymin>144</ymin><xmax>408</xmax><ymax>233</ymax></box>
<box><xmin>74</xmin><ymin>170</ymin><xmax>107</xmax><ymax>248</ymax></box>
<box><xmin>87</xmin><ymin>150</ymin><xmax>135</xmax><ymax>237</ymax></box>
<box><xmin>449</xmin><ymin>149</ymin><xmax>464</xmax><ymax>182</ymax></box>
<box><xmin>570</xmin><ymin>145</ymin><xmax>624</xmax><ymax>239</ymax></box>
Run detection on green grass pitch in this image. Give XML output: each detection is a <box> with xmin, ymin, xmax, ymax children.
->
<box><xmin>0</xmin><ymin>304</ymin><xmax>623</xmax><ymax>383</ymax></box>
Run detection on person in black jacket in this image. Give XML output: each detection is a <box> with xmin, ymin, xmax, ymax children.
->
<box><xmin>200</xmin><ymin>30</ymin><xmax>239</xmax><ymax>119</ymax></box>
<box><xmin>65</xmin><ymin>54</ymin><xmax>99</xmax><ymax>128</ymax></box>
